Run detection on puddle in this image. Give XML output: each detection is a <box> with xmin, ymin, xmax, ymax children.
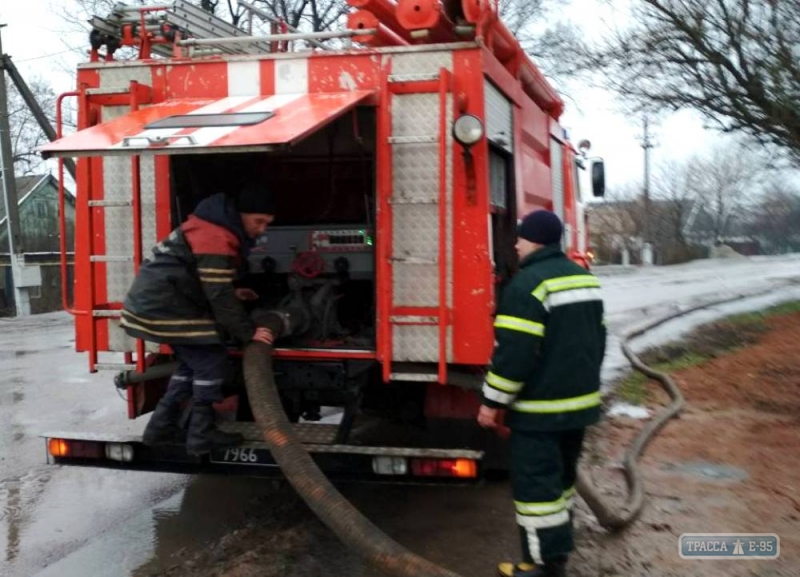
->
<box><xmin>0</xmin><ymin>350</ymin><xmax>34</xmax><ymax>360</ymax></box>
<box><xmin>607</xmin><ymin>402</ymin><xmax>650</xmax><ymax>419</ymax></box>
<box><xmin>661</xmin><ymin>460</ymin><xmax>748</xmax><ymax>482</ymax></box>
<box><xmin>2</xmin><ymin>472</ymin><xmax>275</xmax><ymax>577</ymax></box>
<box><xmin>0</xmin><ymin>389</ymin><xmax>25</xmax><ymax>407</ymax></box>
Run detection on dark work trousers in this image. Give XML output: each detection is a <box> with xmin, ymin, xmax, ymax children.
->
<box><xmin>511</xmin><ymin>428</ymin><xmax>586</xmax><ymax>565</ymax></box>
<box><xmin>161</xmin><ymin>344</ymin><xmax>229</xmax><ymax>406</ymax></box>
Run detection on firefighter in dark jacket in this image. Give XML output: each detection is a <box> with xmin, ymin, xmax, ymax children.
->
<box><xmin>478</xmin><ymin>210</ymin><xmax>606</xmax><ymax>577</ymax></box>
<box><xmin>122</xmin><ymin>184</ymin><xmax>276</xmax><ymax>455</ymax></box>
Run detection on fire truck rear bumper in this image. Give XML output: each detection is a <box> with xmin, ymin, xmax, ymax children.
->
<box><xmin>41</xmin><ymin>424</ymin><xmax>485</xmax><ymax>483</ymax></box>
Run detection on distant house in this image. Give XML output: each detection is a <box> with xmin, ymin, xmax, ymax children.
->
<box><xmin>0</xmin><ymin>174</ymin><xmax>75</xmax><ymax>315</ymax></box>
<box><xmin>586</xmin><ymin>200</ymin><xmax>648</xmax><ymax>264</ymax></box>
<box><xmin>587</xmin><ymin>197</ymin><xmax>759</xmax><ymax>265</ymax></box>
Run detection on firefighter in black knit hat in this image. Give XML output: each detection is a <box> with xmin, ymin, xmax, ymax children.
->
<box><xmin>477</xmin><ymin>210</ymin><xmax>606</xmax><ymax>577</ymax></box>
<box><xmin>122</xmin><ymin>182</ymin><xmax>277</xmax><ymax>455</ymax></box>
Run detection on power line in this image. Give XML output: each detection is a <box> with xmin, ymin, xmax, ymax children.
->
<box><xmin>14</xmin><ymin>49</ymin><xmax>77</xmax><ymax>63</ymax></box>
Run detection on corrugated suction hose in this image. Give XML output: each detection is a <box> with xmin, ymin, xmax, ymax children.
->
<box><xmin>246</xmin><ymin>293</ymin><xmax>756</xmax><ymax>556</ymax></box>
<box><xmin>243</xmin><ymin>311</ymin><xmax>463</xmax><ymax>577</ymax></box>
<box><xmin>575</xmin><ymin>292</ymin><xmax>766</xmax><ymax>529</ymax></box>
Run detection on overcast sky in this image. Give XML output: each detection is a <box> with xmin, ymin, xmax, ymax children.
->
<box><xmin>1</xmin><ymin>0</ymin><xmax>729</xmax><ymax>193</ymax></box>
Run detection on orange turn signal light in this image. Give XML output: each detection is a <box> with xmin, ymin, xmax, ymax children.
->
<box><xmin>47</xmin><ymin>438</ymin><xmax>105</xmax><ymax>459</ymax></box>
<box><xmin>48</xmin><ymin>438</ymin><xmax>70</xmax><ymax>457</ymax></box>
<box><xmin>410</xmin><ymin>458</ymin><xmax>478</xmax><ymax>478</ymax></box>
<box><xmin>451</xmin><ymin>458</ymin><xmax>478</xmax><ymax>478</ymax></box>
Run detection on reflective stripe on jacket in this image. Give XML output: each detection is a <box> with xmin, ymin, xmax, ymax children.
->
<box><xmin>121</xmin><ymin>194</ymin><xmax>255</xmax><ymax>346</ymax></box>
<box><xmin>481</xmin><ymin>244</ymin><xmax>606</xmax><ymax>431</ymax></box>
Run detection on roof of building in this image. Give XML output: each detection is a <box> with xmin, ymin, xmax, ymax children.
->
<box><xmin>0</xmin><ymin>174</ymin><xmax>72</xmax><ymax>225</ymax></box>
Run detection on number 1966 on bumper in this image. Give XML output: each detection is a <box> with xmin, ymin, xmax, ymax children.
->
<box><xmin>211</xmin><ymin>447</ymin><xmax>274</xmax><ymax>466</ymax></box>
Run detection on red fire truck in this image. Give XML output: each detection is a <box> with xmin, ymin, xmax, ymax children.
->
<box><xmin>41</xmin><ymin>0</ymin><xmax>604</xmax><ymax>480</ymax></box>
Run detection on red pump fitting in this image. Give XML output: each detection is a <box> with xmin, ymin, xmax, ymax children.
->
<box><xmin>348</xmin><ymin>10</ymin><xmax>411</xmax><ymax>47</ymax></box>
<box><xmin>396</xmin><ymin>0</ymin><xmax>458</xmax><ymax>43</ymax></box>
<box><xmin>347</xmin><ymin>0</ymin><xmax>414</xmax><ymax>42</ymax></box>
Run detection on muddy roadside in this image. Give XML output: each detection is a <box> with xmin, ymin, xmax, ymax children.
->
<box><xmin>150</xmin><ymin>302</ymin><xmax>800</xmax><ymax>577</ymax></box>
<box><xmin>578</xmin><ymin>300</ymin><xmax>800</xmax><ymax>577</ymax></box>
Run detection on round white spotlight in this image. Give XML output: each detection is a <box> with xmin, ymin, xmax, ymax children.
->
<box><xmin>452</xmin><ymin>114</ymin><xmax>484</xmax><ymax>147</ymax></box>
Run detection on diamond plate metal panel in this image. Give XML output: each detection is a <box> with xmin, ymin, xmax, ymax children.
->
<box><xmin>220</xmin><ymin>422</ymin><xmax>338</xmax><ymax>444</ymax></box>
<box><xmin>140</xmin><ymin>156</ymin><xmax>157</xmax><ymax>250</ymax></box>
<box><xmin>391</xmin><ymin>93</ymin><xmax>441</xmax><ymax>310</ymax></box>
<box><xmin>100</xmin><ymin>105</ymin><xmax>153</xmax><ymax>351</ymax></box>
<box><xmin>392</xmin><ymin>325</ymin><xmax>452</xmax><ymax>362</ymax></box>
<box><xmin>389</xmin><ymin>52</ymin><xmax>453</xmax><ymax>77</ymax></box>
<box><xmin>485</xmin><ymin>80</ymin><xmax>513</xmax><ymax>153</ymax></box>
<box><xmin>108</xmin><ymin>318</ymin><xmax>161</xmax><ymax>352</ymax></box>
<box><xmin>388</xmin><ymin>70</ymin><xmax>456</xmax><ymax>363</ymax></box>
<box><xmin>103</xmin><ymin>154</ymin><xmax>134</xmax><ymax>306</ymax></box>
<box><xmin>392</xmin><ymin>143</ymin><xmax>439</xmax><ymax>202</ymax></box>
<box><xmin>392</xmin><ymin>204</ymin><xmax>439</xmax><ymax>261</ymax></box>
<box><xmin>445</xmin><ymin>97</ymin><xmax>453</xmax><ymax>310</ymax></box>
<box><xmin>551</xmin><ymin>139</ymin><xmax>564</xmax><ymax>223</ymax></box>
<box><xmin>101</xmin><ymin>105</ymin><xmax>136</xmax><ymax>319</ymax></box>
<box><xmin>393</xmin><ymin>262</ymin><xmax>438</xmax><ymax>306</ymax></box>
<box><xmin>391</xmin><ymin>94</ymin><xmax>439</xmax><ymax>138</ymax></box>
<box><xmin>98</xmin><ymin>67</ymin><xmax>152</xmax><ymax>90</ymax></box>
<box><xmin>108</xmin><ymin>318</ymin><xmax>133</xmax><ymax>351</ymax></box>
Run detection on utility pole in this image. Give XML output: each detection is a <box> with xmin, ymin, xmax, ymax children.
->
<box><xmin>2</xmin><ymin>52</ymin><xmax>76</xmax><ymax>179</ymax></box>
<box><xmin>640</xmin><ymin>117</ymin><xmax>656</xmax><ymax>265</ymax></box>
<box><xmin>0</xmin><ymin>24</ymin><xmax>31</xmax><ymax>315</ymax></box>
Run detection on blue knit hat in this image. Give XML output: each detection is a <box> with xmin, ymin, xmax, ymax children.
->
<box><xmin>236</xmin><ymin>181</ymin><xmax>276</xmax><ymax>215</ymax></box>
<box><xmin>518</xmin><ymin>210</ymin><xmax>563</xmax><ymax>245</ymax></box>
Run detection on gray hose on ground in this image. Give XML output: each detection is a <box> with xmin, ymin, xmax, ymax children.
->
<box><xmin>576</xmin><ymin>291</ymin><xmax>770</xmax><ymax>530</ymax></box>
<box><xmin>243</xmin><ymin>311</ymin><xmax>463</xmax><ymax>577</ymax></box>
<box><xmin>119</xmin><ymin>361</ymin><xmax>178</xmax><ymax>385</ymax></box>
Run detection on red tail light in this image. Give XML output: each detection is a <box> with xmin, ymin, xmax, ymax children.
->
<box><xmin>410</xmin><ymin>458</ymin><xmax>477</xmax><ymax>478</ymax></box>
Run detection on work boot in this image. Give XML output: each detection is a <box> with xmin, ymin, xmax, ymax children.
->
<box><xmin>498</xmin><ymin>563</ymin><xmax>546</xmax><ymax>577</ymax></box>
<box><xmin>544</xmin><ymin>556</ymin><xmax>567</xmax><ymax>577</ymax></box>
<box><xmin>186</xmin><ymin>404</ymin><xmax>243</xmax><ymax>455</ymax></box>
<box><xmin>497</xmin><ymin>558</ymin><xmax>567</xmax><ymax>577</ymax></box>
<box><xmin>142</xmin><ymin>399</ymin><xmax>186</xmax><ymax>446</ymax></box>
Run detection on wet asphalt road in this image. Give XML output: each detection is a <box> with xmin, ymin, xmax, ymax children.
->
<box><xmin>1</xmin><ymin>255</ymin><xmax>799</xmax><ymax>577</ymax></box>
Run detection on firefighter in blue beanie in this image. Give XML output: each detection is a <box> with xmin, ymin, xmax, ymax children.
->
<box><xmin>478</xmin><ymin>210</ymin><xmax>606</xmax><ymax>577</ymax></box>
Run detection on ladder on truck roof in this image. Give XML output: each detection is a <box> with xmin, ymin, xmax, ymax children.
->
<box><xmin>89</xmin><ymin>1</ymin><xmax>380</xmax><ymax>60</ymax></box>
<box><xmin>89</xmin><ymin>0</ymin><xmax>275</xmax><ymax>59</ymax></box>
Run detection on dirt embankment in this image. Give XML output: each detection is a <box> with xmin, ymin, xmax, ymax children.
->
<box><xmin>577</xmin><ymin>307</ymin><xmax>800</xmax><ymax>576</ymax></box>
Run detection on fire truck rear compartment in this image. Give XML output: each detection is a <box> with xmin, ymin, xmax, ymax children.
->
<box><xmin>170</xmin><ymin>108</ymin><xmax>377</xmax><ymax>351</ymax></box>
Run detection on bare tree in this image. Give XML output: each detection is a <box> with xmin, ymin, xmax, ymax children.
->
<box><xmin>747</xmin><ymin>181</ymin><xmax>800</xmax><ymax>253</ymax></box>
<box><xmin>651</xmin><ymin>158</ymin><xmax>700</xmax><ymax>259</ymax></box>
<box><xmin>488</xmin><ymin>0</ymin><xmax>583</xmax><ymax>78</ymax></box>
<box><xmin>6</xmin><ymin>76</ymin><xmax>57</xmax><ymax>176</ymax></box>
<box><xmin>590</xmin><ymin>143</ymin><xmax>772</xmax><ymax>264</ymax></box>
<box><xmin>691</xmin><ymin>144</ymin><xmax>763</xmax><ymax>241</ymax></box>
<box><xmin>586</xmin><ymin>0</ymin><xmax>800</xmax><ymax>163</ymax></box>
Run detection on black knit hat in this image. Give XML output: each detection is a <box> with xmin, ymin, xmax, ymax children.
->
<box><xmin>518</xmin><ymin>210</ymin><xmax>563</xmax><ymax>245</ymax></box>
<box><xmin>235</xmin><ymin>181</ymin><xmax>276</xmax><ymax>215</ymax></box>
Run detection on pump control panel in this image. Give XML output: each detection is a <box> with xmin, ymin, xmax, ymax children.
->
<box><xmin>311</xmin><ymin>229</ymin><xmax>373</xmax><ymax>252</ymax></box>
<box><xmin>250</xmin><ymin>225</ymin><xmax>374</xmax><ymax>279</ymax></box>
